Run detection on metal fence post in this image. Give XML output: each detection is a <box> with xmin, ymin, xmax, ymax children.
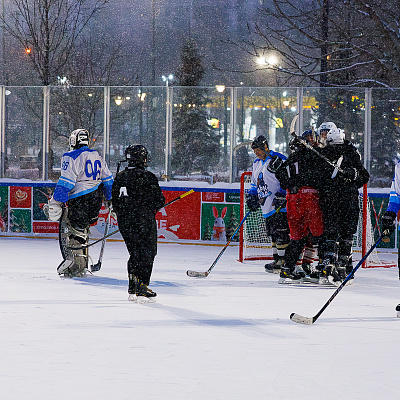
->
<box><xmin>103</xmin><ymin>86</ymin><xmax>110</xmax><ymax>165</ymax></box>
<box><xmin>364</xmin><ymin>88</ymin><xmax>372</xmax><ymax>173</ymax></box>
<box><xmin>229</xmin><ymin>87</ymin><xmax>237</xmax><ymax>183</ymax></box>
<box><xmin>42</xmin><ymin>86</ymin><xmax>50</xmax><ymax>181</ymax></box>
<box><xmin>0</xmin><ymin>85</ymin><xmax>4</xmax><ymax>178</ymax></box>
<box><xmin>296</xmin><ymin>87</ymin><xmax>303</xmax><ymax>135</ymax></box>
<box><xmin>164</xmin><ymin>86</ymin><xmax>173</xmax><ymax>181</ymax></box>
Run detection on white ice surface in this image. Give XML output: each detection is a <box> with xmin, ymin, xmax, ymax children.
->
<box><xmin>0</xmin><ymin>237</ymin><xmax>399</xmax><ymax>400</ymax></box>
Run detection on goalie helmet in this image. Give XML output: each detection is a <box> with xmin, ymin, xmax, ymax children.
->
<box><xmin>326</xmin><ymin>128</ymin><xmax>345</xmax><ymax>145</ymax></box>
<box><xmin>125</xmin><ymin>144</ymin><xmax>149</xmax><ymax>167</ymax></box>
<box><xmin>251</xmin><ymin>135</ymin><xmax>269</xmax><ymax>151</ymax></box>
<box><xmin>69</xmin><ymin>129</ymin><xmax>90</xmax><ymax>150</ymax></box>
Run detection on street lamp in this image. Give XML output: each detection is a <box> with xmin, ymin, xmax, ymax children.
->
<box><xmin>162</xmin><ymin>74</ymin><xmax>174</xmax><ymax>87</ymax></box>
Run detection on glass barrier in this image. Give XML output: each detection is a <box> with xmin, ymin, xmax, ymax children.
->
<box><xmin>1</xmin><ymin>85</ymin><xmax>400</xmax><ymax>187</ymax></box>
<box><xmin>4</xmin><ymin>87</ymin><xmax>43</xmax><ymax>181</ymax></box>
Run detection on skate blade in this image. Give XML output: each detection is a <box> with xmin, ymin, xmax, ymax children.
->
<box><xmin>128</xmin><ymin>294</ymin><xmax>156</xmax><ymax>304</ymax></box>
<box><xmin>302</xmin><ymin>277</ymin><xmax>320</xmax><ymax>284</ymax></box>
<box><xmin>278</xmin><ymin>277</ymin><xmax>302</xmax><ymax>284</ymax></box>
<box><xmin>265</xmin><ymin>269</ymin><xmax>281</xmax><ymax>274</ymax></box>
<box><xmin>397</xmin><ymin>311</ymin><xmax>400</xmax><ymax>319</ymax></box>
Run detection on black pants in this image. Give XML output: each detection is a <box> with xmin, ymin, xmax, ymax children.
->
<box><xmin>67</xmin><ymin>185</ymin><xmax>103</xmax><ymax>231</ymax></box>
<box><xmin>119</xmin><ymin>212</ymin><xmax>158</xmax><ymax>285</ymax></box>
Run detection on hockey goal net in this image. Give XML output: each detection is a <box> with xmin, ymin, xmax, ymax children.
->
<box><xmin>239</xmin><ymin>171</ymin><xmax>395</xmax><ymax>268</ymax></box>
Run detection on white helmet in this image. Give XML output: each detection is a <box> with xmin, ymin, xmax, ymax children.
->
<box><xmin>326</xmin><ymin>128</ymin><xmax>345</xmax><ymax>145</ymax></box>
<box><xmin>69</xmin><ymin>129</ymin><xmax>90</xmax><ymax>150</ymax></box>
<box><xmin>318</xmin><ymin>121</ymin><xmax>337</xmax><ymax>135</ymax></box>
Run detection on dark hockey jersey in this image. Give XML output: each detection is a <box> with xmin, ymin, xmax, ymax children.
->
<box><xmin>112</xmin><ymin>166</ymin><xmax>165</xmax><ymax>218</ymax></box>
<box><xmin>276</xmin><ymin>146</ymin><xmax>324</xmax><ymax>193</ymax></box>
<box><xmin>318</xmin><ymin>141</ymin><xmax>369</xmax><ymax>195</ymax></box>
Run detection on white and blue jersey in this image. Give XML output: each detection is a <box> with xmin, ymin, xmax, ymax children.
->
<box><xmin>248</xmin><ymin>150</ymin><xmax>287</xmax><ymax>218</ymax></box>
<box><xmin>53</xmin><ymin>146</ymin><xmax>114</xmax><ymax>203</ymax></box>
<box><xmin>387</xmin><ymin>161</ymin><xmax>400</xmax><ymax>214</ymax></box>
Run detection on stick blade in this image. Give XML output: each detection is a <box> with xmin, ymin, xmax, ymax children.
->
<box><xmin>186</xmin><ymin>270</ymin><xmax>208</xmax><ymax>278</ymax></box>
<box><xmin>290</xmin><ymin>313</ymin><xmax>314</xmax><ymax>325</ymax></box>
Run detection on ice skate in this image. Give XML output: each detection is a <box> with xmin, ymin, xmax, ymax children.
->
<box><xmin>265</xmin><ymin>257</ymin><xmax>283</xmax><ymax>274</ymax></box>
<box><xmin>128</xmin><ymin>274</ymin><xmax>157</xmax><ymax>303</ymax></box>
<box><xmin>302</xmin><ymin>266</ymin><xmax>320</xmax><ymax>284</ymax></box>
<box><xmin>278</xmin><ymin>265</ymin><xmax>306</xmax><ymax>284</ymax></box>
<box><xmin>396</xmin><ymin>304</ymin><xmax>400</xmax><ymax>318</ymax></box>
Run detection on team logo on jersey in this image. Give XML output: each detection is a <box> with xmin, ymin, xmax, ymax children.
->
<box><xmin>85</xmin><ymin>159</ymin><xmax>101</xmax><ymax>180</ymax></box>
<box><xmin>257</xmin><ymin>172</ymin><xmax>272</xmax><ymax>200</ymax></box>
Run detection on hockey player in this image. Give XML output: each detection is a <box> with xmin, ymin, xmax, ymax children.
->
<box><xmin>46</xmin><ymin>129</ymin><xmax>114</xmax><ymax>277</ymax></box>
<box><xmin>318</xmin><ymin>121</ymin><xmax>337</xmax><ymax>147</ymax></box>
<box><xmin>111</xmin><ymin>144</ymin><xmax>165</xmax><ymax>302</ymax></box>
<box><xmin>275</xmin><ymin>129</ymin><xmax>326</xmax><ymax>283</ymax></box>
<box><xmin>380</xmin><ymin>159</ymin><xmax>400</xmax><ymax>317</ymax></box>
<box><xmin>318</xmin><ymin>128</ymin><xmax>369</xmax><ymax>284</ymax></box>
<box><xmin>246</xmin><ymin>135</ymin><xmax>289</xmax><ymax>274</ymax></box>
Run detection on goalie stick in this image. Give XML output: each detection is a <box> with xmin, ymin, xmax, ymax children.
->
<box><xmin>187</xmin><ymin>202</ymin><xmax>287</xmax><ymax>278</ymax></box>
<box><xmin>290</xmin><ymin>232</ymin><xmax>387</xmax><ymax>325</ymax></box>
<box><xmin>68</xmin><ymin>189</ymin><xmax>195</xmax><ymax>250</ymax></box>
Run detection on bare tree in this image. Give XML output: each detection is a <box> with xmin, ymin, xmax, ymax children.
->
<box><xmin>220</xmin><ymin>0</ymin><xmax>400</xmax><ymax>88</ymax></box>
<box><xmin>1</xmin><ymin>0</ymin><xmax>109</xmax><ymax>85</ymax></box>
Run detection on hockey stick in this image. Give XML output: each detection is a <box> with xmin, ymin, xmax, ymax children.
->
<box><xmin>91</xmin><ymin>208</ymin><xmax>111</xmax><ymax>272</ymax></box>
<box><xmin>290</xmin><ymin>232</ymin><xmax>387</xmax><ymax>325</ymax></box>
<box><xmin>68</xmin><ymin>189</ymin><xmax>195</xmax><ymax>250</ymax></box>
<box><xmin>187</xmin><ymin>210</ymin><xmax>252</xmax><ymax>278</ymax></box>
<box><xmin>187</xmin><ymin>201</ymin><xmax>287</xmax><ymax>278</ymax></box>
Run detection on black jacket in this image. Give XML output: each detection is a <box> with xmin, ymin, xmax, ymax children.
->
<box><xmin>112</xmin><ymin>166</ymin><xmax>165</xmax><ymax>225</ymax></box>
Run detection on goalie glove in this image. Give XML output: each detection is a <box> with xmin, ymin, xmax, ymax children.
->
<box><xmin>246</xmin><ymin>193</ymin><xmax>260</xmax><ymax>212</ymax></box>
<box><xmin>381</xmin><ymin>211</ymin><xmax>396</xmax><ymax>240</ymax></box>
<box><xmin>46</xmin><ymin>197</ymin><xmax>63</xmax><ymax>221</ymax></box>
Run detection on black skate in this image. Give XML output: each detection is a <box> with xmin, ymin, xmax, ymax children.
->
<box><xmin>396</xmin><ymin>304</ymin><xmax>400</xmax><ymax>318</ymax></box>
<box><xmin>278</xmin><ymin>265</ymin><xmax>306</xmax><ymax>284</ymax></box>
<box><xmin>302</xmin><ymin>266</ymin><xmax>320</xmax><ymax>284</ymax></box>
<box><xmin>128</xmin><ymin>274</ymin><xmax>157</xmax><ymax>303</ymax></box>
<box><xmin>265</xmin><ymin>258</ymin><xmax>283</xmax><ymax>274</ymax></box>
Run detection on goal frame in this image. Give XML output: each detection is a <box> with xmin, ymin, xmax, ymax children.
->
<box><xmin>238</xmin><ymin>171</ymin><xmax>394</xmax><ymax>268</ymax></box>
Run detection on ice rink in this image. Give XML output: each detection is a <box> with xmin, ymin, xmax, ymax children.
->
<box><xmin>0</xmin><ymin>236</ymin><xmax>399</xmax><ymax>399</ymax></box>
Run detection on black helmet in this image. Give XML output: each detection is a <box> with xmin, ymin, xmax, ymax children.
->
<box><xmin>125</xmin><ymin>144</ymin><xmax>149</xmax><ymax>167</ymax></box>
<box><xmin>251</xmin><ymin>135</ymin><xmax>269</xmax><ymax>151</ymax></box>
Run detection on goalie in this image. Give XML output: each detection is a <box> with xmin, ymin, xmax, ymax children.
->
<box><xmin>45</xmin><ymin>129</ymin><xmax>114</xmax><ymax>277</ymax></box>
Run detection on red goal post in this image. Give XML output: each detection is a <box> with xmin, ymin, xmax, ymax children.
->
<box><xmin>238</xmin><ymin>171</ymin><xmax>395</xmax><ymax>268</ymax></box>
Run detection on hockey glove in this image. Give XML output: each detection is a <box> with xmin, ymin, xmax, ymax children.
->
<box><xmin>272</xmin><ymin>193</ymin><xmax>286</xmax><ymax>210</ymax></box>
<box><xmin>246</xmin><ymin>193</ymin><xmax>260</xmax><ymax>212</ymax></box>
<box><xmin>340</xmin><ymin>167</ymin><xmax>357</xmax><ymax>183</ymax></box>
<box><xmin>104</xmin><ymin>200</ymin><xmax>117</xmax><ymax>220</ymax></box>
<box><xmin>267</xmin><ymin>155</ymin><xmax>284</xmax><ymax>174</ymax></box>
<box><xmin>47</xmin><ymin>197</ymin><xmax>63</xmax><ymax>221</ymax></box>
<box><xmin>381</xmin><ymin>211</ymin><xmax>396</xmax><ymax>240</ymax></box>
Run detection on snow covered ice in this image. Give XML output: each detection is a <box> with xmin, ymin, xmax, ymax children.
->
<box><xmin>1</xmin><ymin>237</ymin><xmax>399</xmax><ymax>399</ymax></box>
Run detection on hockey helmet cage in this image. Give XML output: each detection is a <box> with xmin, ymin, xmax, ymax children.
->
<box><xmin>69</xmin><ymin>129</ymin><xmax>90</xmax><ymax>150</ymax></box>
<box><xmin>125</xmin><ymin>144</ymin><xmax>149</xmax><ymax>167</ymax></box>
<box><xmin>251</xmin><ymin>135</ymin><xmax>269</xmax><ymax>151</ymax></box>
<box><xmin>326</xmin><ymin>128</ymin><xmax>345</xmax><ymax>144</ymax></box>
<box><xmin>318</xmin><ymin>121</ymin><xmax>337</xmax><ymax>135</ymax></box>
